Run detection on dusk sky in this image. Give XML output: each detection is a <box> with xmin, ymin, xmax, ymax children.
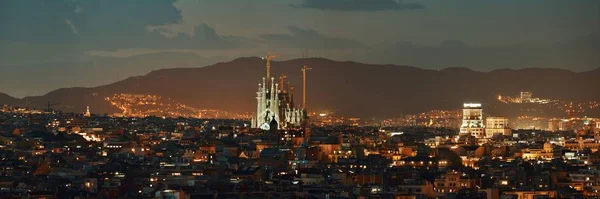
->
<box><xmin>1</xmin><ymin>0</ymin><xmax>599</xmax><ymax>98</ymax></box>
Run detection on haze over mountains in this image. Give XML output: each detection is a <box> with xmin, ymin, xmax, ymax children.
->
<box><xmin>0</xmin><ymin>52</ymin><xmax>227</xmax><ymax>98</ymax></box>
<box><xmin>1</xmin><ymin>57</ymin><xmax>599</xmax><ymax>119</ymax></box>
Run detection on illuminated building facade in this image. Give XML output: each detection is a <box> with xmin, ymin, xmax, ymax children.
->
<box><xmin>522</xmin><ymin>141</ymin><xmax>555</xmax><ymax>160</ymax></box>
<box><xmin>434</xmin><ymin>171</ymin><xmax>477</xmax><ymax>195</ymax></box>
<box><xmin>564</xmin><ymin>138</ymin><xmax>600</xmax><ymax>152</ymax></box>
<box><xmin>84</xmin><ymin>106</ymin><xmax>91</xmax><ymax>117</ymax></box>
<box><xmin>251</xmin><ymin>55</ymin><xmax>305</xmax><ymax>130</ymax></box>
<box><xmin>460</xmin><ymin>103</ymin><xmax>484</xmax><ymax>138</ymax></box>
<box><xmin>548</xmin><ymin>119</ymin><xmax>560</xmax><ymax>132</ymax></box>
<box><xmin>485</xmin><ymin>117</ymin><xmax>511</xmax><ymax>137</ymax></box>
<box><xmin>596</xmin><ymin>120</ymin><xmax>600</xmax><ymax>134</ymax></box>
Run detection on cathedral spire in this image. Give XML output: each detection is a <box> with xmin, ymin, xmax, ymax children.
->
<box><xmin>279</xmin><ymin>74</ymin><xmax>287</xmax><ymax>93</ymax></box>
<box><xmin>290</xmin><ymin>85</ymin><xmax>295</xmax><ymax>107</ymax></box>
<box><xmin>253</xmin><ymin>54</ymin><xmax>305</xmax><ymax>129</ymax></box>
<box><xmin>84</xmin><ymin>106</ymin><xmax>91</xmax><ymax>117</ymax></box>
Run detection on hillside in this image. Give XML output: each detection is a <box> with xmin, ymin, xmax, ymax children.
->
<box><xmin>1</xmin><ymin>57</ymin><xmax>599</xmax><ymax>118</ymax></box>
<box><xmin>0</xmin><ymin>93</ymin><xmax>19</xmax><ymax>105</ymax></box>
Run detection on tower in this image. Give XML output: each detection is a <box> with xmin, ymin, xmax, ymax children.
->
<box><xmin>262</xmin><ymin>52</ymin><xmax>279</xmax><ymax>82</ymax></box>
<box><xmin>459</xmin><ymin>103</ymin><xmax>484</xmax><ymax>138</ymax></box>
<box><xmin>279</xmin><ymin>74</ymin><xmax>287</xmax><ymax>93</ymax></box>
<box><xmin>252</xmin><ymin>53</ymin><xmax>305</xmax><ymax>129</ymax></box>
<box><xmin>84</xmin><ymin>106</ymin><xmax>91</xmax><ymax>117</ymax></box>
<box><xmin>270</xmin><ymin>116</ymin><xmax>278</xmax><ymax>133</ymax></box>
<box><xmin>301</xmin><ymin>65</ymin><xmax>311</xmax><ymax>109</ymax></box>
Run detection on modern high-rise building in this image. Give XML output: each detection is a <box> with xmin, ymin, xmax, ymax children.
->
<box><xmin>485</xmin><ymin>117</ymin><xmax>511</xmax><ymax>137</ymax></box>
<box><xmin>460</xmin><ymin>103</ymin><xmax>485</xmax><ymax>138</ymax></box>
<box><xmin>548</xmin><ymin>119</ymin><xmax>560</xmax><ymax>132</ymax></box>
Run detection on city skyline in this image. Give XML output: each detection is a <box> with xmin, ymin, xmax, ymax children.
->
<box><xmin>2</xmin><ymin>1</ymin><xmax>600</xmax><ymax>197</ymax></box>
<box><xmin>1</xmin><ymin>56</ymin><xmax>599</xmax><ymax>120</ymax></box>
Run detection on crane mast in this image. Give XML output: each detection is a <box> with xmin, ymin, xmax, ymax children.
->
<box><xmin>261</xmin><ymin>52</ymin><xmax>279</xmax><ymax>82</ymax></box>
<box><xmin>301</xmin><ymin>65</ymin><xmax>312</xmax><ymax>109</ymax></box>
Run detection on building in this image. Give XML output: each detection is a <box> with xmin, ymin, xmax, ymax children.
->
<box><xmin>503</xmin><ymin>190</ymin><xmax>556</xmax><ymax>199</ymax></box>
<box><xmin>520</xmin><ymin>91</ymin><xmax>532</xmax><ymax>103</ymax></box>
<box><xmin>396</xmin><ymin>179</ymin><xmax>435</xmax><ymax>198</ymax></box>
<box><xmin>434</xmin><ymin>170</ymin><xmax>477</xmax><ymax>195</ymax></box>
<box><xmin>548</xmin><ymin>119</ymin><xmax>560</xmax><ymax>132</ymax></box>
<box><xmin>485</xmin><ymin>117</ymin><xmax>511</xmax><ymax>137</ymax></box>
<box><xmin>559</xmin><ymin>119</ymin><xmax>571</xmax><ymax>131</ymax></box>
<box><xmin>84</xmin><ymin>106</ymin><xmax>91</xmax><ymax>117</ymax></box>
<box><xmin>460</xmin><ymin>103</ymin><xmax>484</xmax><ymax>138</ymax></box>
<box><xmin>251</xmin><ymin>57</ymin><xmax>305</xmax><ymax>130</ymax></box>
<box><xmin>564</xmin><ymin>138</ymin><xmax>600</xmax><ymax>152</ymax></box>
<box><xmin>522</xmin><ymin>141</ymin><xmax>555</xmax><ymax>160</ymax></box>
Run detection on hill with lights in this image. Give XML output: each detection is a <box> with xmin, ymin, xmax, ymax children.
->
<box><xmin>1</xmin><ymin>57</ymin><xmax>599</xmax><ymax>119</ymax></box>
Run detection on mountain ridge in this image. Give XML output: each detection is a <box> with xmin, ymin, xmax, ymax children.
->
<box><xmin>1</xmin><ymin>57</ymin><xmax>599</xmax><ymax>118</ymax></box>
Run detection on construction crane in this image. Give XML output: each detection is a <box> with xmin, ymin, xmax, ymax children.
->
<box><xmin>278</xmin><ymin>74</ymin><xmax>287</xmax><ymax>93</ymax></box>
<box><xmin>45</xmin><ymin>101</ymin><xmax>59</xmax><ymax>113</ymax></box>
<box><xmin>261</xmin><ymin>52</ymin><xmax>279</xmax><ymax>81</ymax></box>
<box><xmin>301</xmin><ymin>65</ymin><xmax>312</xmax><ymax>109</ymax></box>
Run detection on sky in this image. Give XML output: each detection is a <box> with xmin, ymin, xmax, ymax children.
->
<box><xmin>1</xmin><ymin>0</ymin><xmax>599</xmax><ymax>98</ymax></box>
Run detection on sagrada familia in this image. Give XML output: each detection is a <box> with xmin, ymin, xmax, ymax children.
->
<box><xmin>251</xmin><ymin>53</ymin><xmax>308</xmax><ymax>130</ymax></box>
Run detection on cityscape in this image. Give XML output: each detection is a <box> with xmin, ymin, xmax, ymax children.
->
<box><xmin>1</xmin><ymin>1</ymin><xmax>600</xmax><ymax>199</ymax></box>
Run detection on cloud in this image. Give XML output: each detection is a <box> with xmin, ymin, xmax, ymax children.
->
<box><xmin>90</xmin><ymin>23</ymin><xmax>256</xmax><ymax>50</ymax></box>
<box><xmin>293</xmin><ymin>0</ymin><xmax>424</xmax><ymax>11</ymax></box>
<box><xmin>64</xmin><ymin>19</ymin><xmax>79</xmax><ymax>35</ymax></box>
<box><xmin>1</xmin><ymin>0</ymin><xmax>182</xmax><ymax>42</ymax></box>
<box><xmin>0</xmin><ymin>0</ymin><xmax>253</xmax><ymax>52</ymax></box>
<box><xmin>354</xmin><ymin>40</ymin><xmax>600</xmax><ymax>72</ymax></box>
<box><xmin>0</xmin><ymin>0</ymin><xmax>79</xmax><ymax>43</ymax></box>
<box><xmin>260</xmin><ymin>26</ymin><xmax>364</xmax><ymax>49</ymax></box>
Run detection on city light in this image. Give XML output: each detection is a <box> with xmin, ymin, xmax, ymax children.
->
<box><xmin>0</xmin><ymin>3</ymin><xmax>597</xmax><ymax>198</ymax></box>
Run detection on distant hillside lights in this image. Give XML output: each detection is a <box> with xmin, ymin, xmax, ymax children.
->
<box><xmin>0</xmin><ymin>105</ymin><xmax>43</xmax><ymax>114</ymax></box>
<box><xmin>498</xmin><ymin>91</ymin><xmax>600</xmax><ymax>116</ymax></box>
<box><xmin>105</xmin><ymin>93</ymin><xmax>249</xmax><ymax>119</ymax></box>
<box><xmin>520</xmin><ymin>91</ymin><xmax>533</xmax><ymax>102</ymax></box>
<box><xmin>497</xmin><ymin>91</ymin><xmax>552</xmax><ymax>104</ymax></box>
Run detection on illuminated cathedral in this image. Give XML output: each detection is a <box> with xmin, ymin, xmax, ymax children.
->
<box><xmin>251</xmin><ymin>53</ymin><xmax>306</xmax><ymax>130</ymax></box>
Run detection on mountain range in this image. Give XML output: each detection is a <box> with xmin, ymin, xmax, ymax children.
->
<box><xmin>1</xmin><ymin>57</ymin><xmax>599</xmax><ymax>119</ymax></box>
